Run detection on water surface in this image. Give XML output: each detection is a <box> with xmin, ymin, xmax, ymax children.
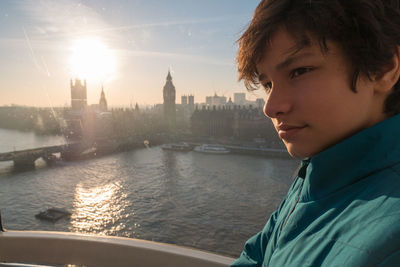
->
<box><xmin>0</xmin><ymin>129</ymin><xmax>299</xmax><ymax>257</ymax></box>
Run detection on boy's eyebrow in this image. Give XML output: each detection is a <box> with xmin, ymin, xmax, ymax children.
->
<box><xmin>275</xmin><ymin>52</ymin><xmax>314</xmax><ymax>71</ymax></box>
<box><xmin>257</xmin><ymin>52</ymin><xmax>314</xmax><ymax>82</ymax></box>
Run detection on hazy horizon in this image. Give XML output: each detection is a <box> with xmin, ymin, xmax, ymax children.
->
<box><xmin>0</xmin><ymin>0</ymin><xmax>263</xmax><ymax>107</ymax></box>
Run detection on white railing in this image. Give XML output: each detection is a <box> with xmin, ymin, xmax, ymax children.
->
<box><xmin>0</xmin><ymin>231</ymin><xmax>235</xmax><ymax>267</ymax></box>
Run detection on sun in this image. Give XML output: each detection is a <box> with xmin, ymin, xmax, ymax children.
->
<box><xmin>69</xmin><ymin>37</ymin><xmax>116</xmax><ymax>83</ymax></box>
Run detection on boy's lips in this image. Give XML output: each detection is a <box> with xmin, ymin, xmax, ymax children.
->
<box><xmin>276</xmin><ymin>124</ymin><xmax>307</xmax><ymax>139</ymax></box>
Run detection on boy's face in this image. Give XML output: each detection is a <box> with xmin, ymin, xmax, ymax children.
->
<box><xmin>256</xmin><ymin>28</ymin><xmax>388</xmax><ymax>158</ymax></box>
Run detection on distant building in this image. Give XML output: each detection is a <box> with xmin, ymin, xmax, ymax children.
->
<box><xmin>67</xmin><ymin>78</ymin><xmax>87</xmax><ymax>141</ymax></box>
<box><xmin>178</xmin><ymin>94</ymin><xmax>195</xmax><ymax>123</ymax></box>
<box><xmin>191</xmin><ymin>105</ymin><xmax>233</xmax><ymax>137</ymax></box>
<box><xmin>70</xmin><ymin>79</ymin><xmax>87</xmax><ymax>111</ymax></box>
<box><xmin>188</xmin><ymin>95</ymin><xmax>194</xmax><ymax>107</ymax></box>
<box><xmin>234</xmin><ymin>93</ymin><xmax>246</xmax><ymax>105</ymax></box>
<box><xmin>188</xmin><ymin>94</ymin><xmax>195</xmax><ymax>114</ymax></box>
<box><xmin>205</xmin><ymin>96</ymin><xmax>212</xmax><ymax>106</ymax></box>
<box><xmin>99</xmin><ymin>86</ymin><xmax>108</xmax><ymax>112</ymax></box>
<box><xmin>181</xmin><ymin>95</ymin><xmax>188</xmax><ymax>105</ymax></box>
<box><xmin>205</xmin><ymin>93</ymin><xmax>227</xmax><ymax>106</ymax></box>
<box><xmin>66</xmin><ymin>80</ymin><xmax>113</xmax><ymax>142</ymax></box>
<box><xmin>163</xmin><ymin>70</ymin><xmax>176</xmax><ymax>130</ymax></box>
<box><xmin>190</xmin><ymin>105</ymin><xmax>282</xmax><ymax>146</ymax></box>
<box><xmin>255</xmin><ymin>98</ymin><xmax>265</xmax><ymax>109</ymax></box>
<box><xmin>227</xmin><ymin>97</ymin><xmax>234</xmax><ymax>107</ymax></box>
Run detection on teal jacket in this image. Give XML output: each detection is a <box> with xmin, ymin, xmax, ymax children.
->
<box><xmin>232</xmin><ymin>115</ymin><xmax>400</xmax><ymax>267</ymax></box>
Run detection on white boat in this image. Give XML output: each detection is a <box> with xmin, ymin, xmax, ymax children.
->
<box><xmin>193</xmin><ymin>144</ymin><xmax>230</xmax><ymax>154</ymax></box>
<box><xmin>161</xmin><ymin>143</ymin><xmax>193</xmax><ymax>152</ymax></box>
<box><xmin>0</xmin><ymin>230</ymin><xmax>234</xmax><ymax>267</ymax></box>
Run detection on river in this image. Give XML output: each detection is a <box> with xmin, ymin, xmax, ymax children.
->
<box><xmin>0</xmin><ymin>128</ymin><xmax>299</xmax><ymax>257</ymax></box>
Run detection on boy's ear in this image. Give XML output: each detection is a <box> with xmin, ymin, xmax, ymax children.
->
<box><xmin>374</xmin><ymin>46</ymin><xmax>400</xmax><ymax>94</ymax></box>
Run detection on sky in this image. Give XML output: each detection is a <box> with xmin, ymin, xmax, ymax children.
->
<box><xmin>0</xmin><ymin>0</ymin><xmax>263</xmax><ymax>107</ymax></box>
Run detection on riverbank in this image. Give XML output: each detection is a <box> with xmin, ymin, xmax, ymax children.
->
<box><xmin>162</xmin><ymin>134</ymin><xmax>288</xmax><ymax>158</ymax></box>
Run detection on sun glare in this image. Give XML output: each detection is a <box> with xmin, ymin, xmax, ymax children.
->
<box><xmin>69</xmin><ymin>37</ymin><xmax>116</xmax><ymax>83</ymax></box>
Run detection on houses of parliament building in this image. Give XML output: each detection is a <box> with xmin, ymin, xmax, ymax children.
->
<box><xmin>162</xmin><ymin>71</ymin><xmax>280</xmax><ymax>146</ymax></box>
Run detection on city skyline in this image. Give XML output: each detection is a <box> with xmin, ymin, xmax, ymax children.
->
<box><xmin>68</xmin><ymin>75</ymin><xmax>262</xmax><ymax>109</ymax></box>
<box><xmin>0</xmin><ymin>0</ymin><xmax>263</xmax><ymax>107</ymax></box>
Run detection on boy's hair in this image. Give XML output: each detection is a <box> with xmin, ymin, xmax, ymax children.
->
<box><xmin>237</xmin><ymin>0</ymin><xmax>400</xmax><ymax>116</ymax></box>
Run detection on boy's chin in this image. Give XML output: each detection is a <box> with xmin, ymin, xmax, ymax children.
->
<box><xmin>284</xmin><ymin>143</ymin><xmax>318</xmax><ymax>159</ymax></box>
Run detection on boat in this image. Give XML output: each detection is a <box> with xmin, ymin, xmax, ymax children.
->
<box><xmin>161</xmin><ymin>143</ymin><xmax>193</xmax><ymax>152</ymax></box>
<box><xmin>193</xmin><ymin>144</ymin><xmax>230</xmax><ymax>154</ymax></box>
<box><xmin>35</xmin><ymin>208</ymin><xmax>71</xmax><ymax>222</ymax></box>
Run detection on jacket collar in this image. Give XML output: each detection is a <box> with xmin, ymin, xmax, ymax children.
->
<box><xmin>299</xmin><ymin>114</ymin><xmax>400</xmax><ymax>202</ymax></box>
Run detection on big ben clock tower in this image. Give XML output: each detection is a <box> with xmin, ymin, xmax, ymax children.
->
<box><xmin>163</xmin><ymin>70</ymin><xmax>176</xmax><ymax>130</ymax></box>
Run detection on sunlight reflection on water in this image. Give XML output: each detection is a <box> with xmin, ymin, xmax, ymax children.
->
<box><xmin>70</xmin><ymin>181</ymin><xmax>132</xmax><ymax>236</ymax></box>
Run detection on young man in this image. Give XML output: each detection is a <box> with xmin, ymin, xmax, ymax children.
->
<box><xmin>232</xmin><ymin>0</ymin><xmax>400</xmax><ymax>266</ymax></box>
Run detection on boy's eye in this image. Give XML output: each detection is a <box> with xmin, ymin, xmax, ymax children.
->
<box><xmin>290</xmin><ymin>67</ymin><xmax>312</xmax><ymax>78</ymax></box>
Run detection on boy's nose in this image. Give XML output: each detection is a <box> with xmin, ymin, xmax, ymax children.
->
<box><xmin>263</xmin><ymin>88</ymin><xmax>292</xmax><ymax>118</ymax></box>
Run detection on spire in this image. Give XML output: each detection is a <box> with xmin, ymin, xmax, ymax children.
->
<box><xmin>99</xmin><ymin>85</ymin><xmax>108</xmax><ymax>111</ymax></box>
<box><xmin>166</xmin><ymin>70</ymin><xmax>172</xmax><ymax>81</ymax></box>
<box><xmin>101</xmin><ymin>85</ymin><xmax>105</xmax><ymax>97</ymax></box>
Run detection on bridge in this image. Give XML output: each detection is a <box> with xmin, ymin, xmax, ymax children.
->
<box><xmin>0</xmin><ymin>144</ymin><xmax>69</xmax><ymax>169</ymax></box>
